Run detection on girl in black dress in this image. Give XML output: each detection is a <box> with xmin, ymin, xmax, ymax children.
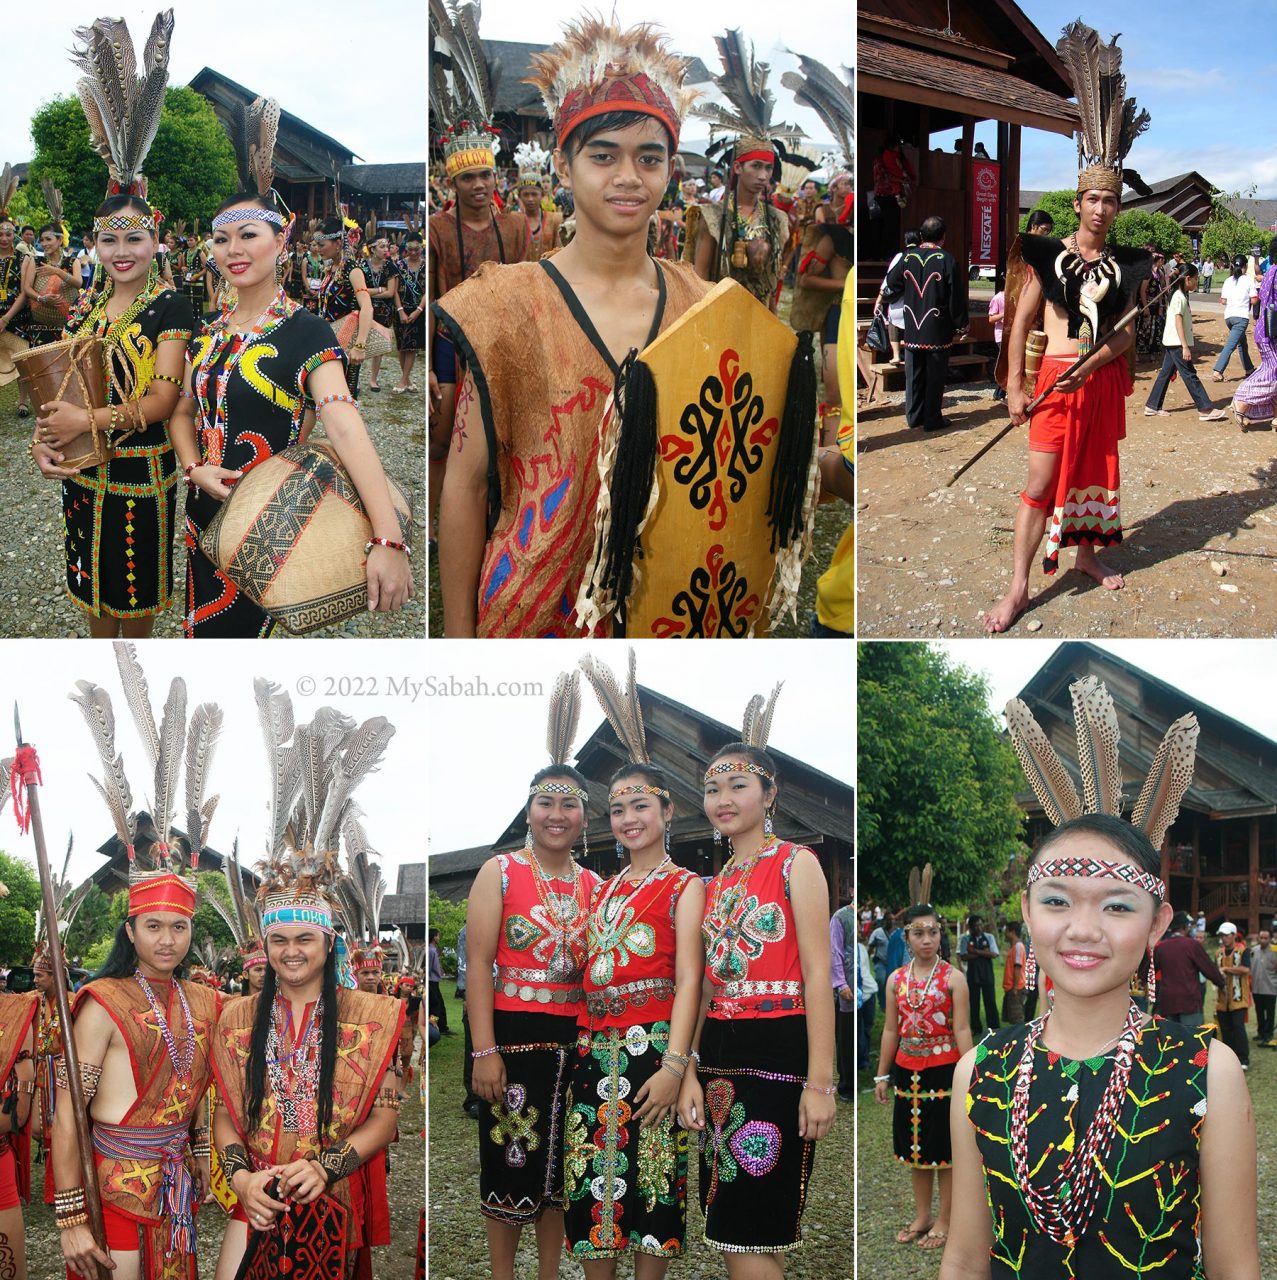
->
<box><xmin>30</xmin><ymin>194</ymin><xmax>193</xmax><ymax>636</ymax></box>
<box><xmin>362</xmin><ymin>234</ymin><xmax>397</xmax><ymax>392</ymax></box>
<box><xmin>313</xmin><ymin>215</ymin><xmax>372</xmax><ymax>396</ymax></box>
<box><xmin>169</xmin><ymin>192</ymin><xmax>412</xmax><ymax>637</ymax></box>
<box><xmin>393</xmin><ymin>232</ymin><xmax>426</xmax><ymax>394</ymax></box>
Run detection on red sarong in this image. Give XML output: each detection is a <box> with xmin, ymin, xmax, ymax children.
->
<box><xmin>1027</xmin><ymin>353</ymin><xmax>1130</xmax><ymax>574</ymax></box>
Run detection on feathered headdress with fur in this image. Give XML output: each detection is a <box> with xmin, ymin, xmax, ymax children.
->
<box><xmin>696</xmin><ymin>29</ymin><xmax>811</xmax><ymax>171</ymax></box>
<box><xmin>32</xmin><ymin>833</ymin><xmax>92</xmax><ymax>969</ymax></box>
<box><xmin>430</xmin><ymin>0</ymin><xmax>502</xmax><ymax>179</ymax></box>
<box><xmin>69</xmin><ymin>641</ymin><xmax>222</xmax><ymax>918</ymax></box>
<box><xmin>525</xmin><ymin>16</ymin><xmax>698</xmax><ymax>151</ymax></box>
<box><xmin>337</xmin><ymin>810</ymin><xmax>389</xmax><ymax>973</ymax></box>
<box><xmin>513</xmin><ymin>141</ymin><xmax>552</xmax><ymax>191</ymax></box>
<box><xmin>780</xmin><ymin>53</ymin><xmax>854</xmax><ymax>172</ymax></box>
<box><xmin>70</xmin><ymin>11</ymin><xmax>175</xmax><ymax>200</ymax></box>
<box><xmin>1055</xmin><ymin>21</ymin><xmax>1151</xmax><ymax>196</ymax></box>
<box><xmin>1005</xmin><ymin>674</ymin><xmax>1198</xmax><ymax>855</ymax></box>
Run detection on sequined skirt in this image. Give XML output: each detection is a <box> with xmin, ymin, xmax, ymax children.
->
<box><xmin>478</xmin><ymin>1009</ymin><xmax>575</xmax><ymax>1224</ymax></box>
<box><xmin>564</xmin><ymin>1022</ymin><xmax>688</xmax><ymax>1258</ymax></box>
<box><xmin>698</xmin><ymin>1013</ymin><xmax>814</xmax><ymax>1253</ymax></box>
<box><xmin>891</xmin><ymin>1060</ymin><xmax>956</xmax><ymax>1168</ymax></box>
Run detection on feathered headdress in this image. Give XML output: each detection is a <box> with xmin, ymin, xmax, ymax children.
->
<box><xmin>69</xmin><ymin>641</ymin><xmax>222</xmax><ymax>918</ymax></box>
<box><xmin>780</xmin><ymin>54</ymin><xmax>854</xmax><ymax>173</ymax></box>
<box><xmin>696</xmin><ymin>29</ymin><xmax>810</xmax><ymax>171</ymax></box>
<box><xmin>513</xmin><ymin>141</ymin><xmax>552</xmax><ymax>191</ymax></box>
<box><xmin>908</xmin><ymin>863</ymin><xmax>934</xmax><ymax>909</ymax></box>
<box><xmin>0</xmin><ymin>163</ymin><xmax>17</xmax><ymax>220</ymax></box>
<box><xmin>1054</xmin><ymin>21</ymin><xmax>1151</xmax><ymax>196</ymax></box>
<box><xmin>217</xmin><ymin>96</ymin><xmax>290</xmax><ymax>235</ymax></box>
<box><xmin>253</xmin><ymin>679</ymin><xmax>395</xmax><ymax>986</ymax></box>
<box><xmin>198</xmin><ymin>836</ymin><xmax>266</xmax><ymax>971</ymax></box>
<box><xmin>39</xmin><ymin>179</ymin><xmax>68</xmax><ymax>245</ymax></box>
<box><xmin>1005</xmin><ymin>674</ymin><xmax>1198</xmax><ymax>855</ymax></box>
<box><xmin>337</xmin><ymin>810</ymin><xmax>388</xmax><ymax>974</ymax></box>
<box><xmin>430</xmin><ymin>0</ymin><xmax>502</xmax><ymax>179</ymax></box>
<box><xmin>70</xmin><ymin>11</ymin><xmax>174</xmax><ymax>202</ymax></box>
<box><xmin>32</xmin><ymin>833</ymin><xmax>92</xmax><ymax>969</ymax></box>
<box><xmin>526</xmin><ymin>16</ymin><xmax>697</xmax><ymax>152</ymax></box>
<box><xmin>703</xmin><ymin>683</ymin><xmax>784</xmax><ymax>787</ymax></box>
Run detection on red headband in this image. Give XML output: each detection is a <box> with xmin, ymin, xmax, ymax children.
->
<box><xmin>736</xmin><ymin>148</ymin><xmax>776</xmax><ymax>167</ymax></box>
<box><xmin>1028</xmin><ymin>857</ymin><xmax>1166</xmax><ymax>902</ymax></box>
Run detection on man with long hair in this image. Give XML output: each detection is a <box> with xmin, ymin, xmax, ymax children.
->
<box><xmin>0</xmin><ymin>980</ymin><xmax>39</xmax><ymax>1280</ymax></box>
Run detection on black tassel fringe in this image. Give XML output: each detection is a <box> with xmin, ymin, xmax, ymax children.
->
<box><xmin>767</xmin><ymin>330</ymin><xmax>818</xmax><ymax>552</ymax></box>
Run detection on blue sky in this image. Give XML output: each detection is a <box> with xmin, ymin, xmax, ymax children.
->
<box><xmin>941</xmin><ymin>0</ymin><xmax>1277</xmax><ymax>199</ymax></box>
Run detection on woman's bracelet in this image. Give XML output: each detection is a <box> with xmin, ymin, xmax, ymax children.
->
<box><xmin>872</xmin><ymin>1074</ymin><xmax>891</xmax><ymax>1084</ymax></box>
<box><xmin>183</xmin><ymin>462</ymin><xmax>197</xmax><ymax>488</ymax></box>
<box><xmin>471</xmin><ymin>1045</ymin><xmax>499</xmax><ymax>1060</ymax></box>
<box><xmin>802</xmin><ymin>1082</ymin><xmax>838</xmax><ymax>1096</ymax></box>
<box><xmin>660</xmin><ymin>1061</ymin><xmax>685</xmax><ymax>1080</ymax></box>
<box><xmin>315</xmin><ymin>393</ymin><xmax>357</xmax><ymax>413</ymax></box>
<box><xmin>366</xmin><ymin>537</ymin><xmax>411</xmax><ymax>556</ymax></box>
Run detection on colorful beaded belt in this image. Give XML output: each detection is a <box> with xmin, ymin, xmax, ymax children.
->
<box><xmin>585</xmin><ymin>977</ymin><xmax>675</xmax><ymax>1019</ymax></box>
<box><xmin>709</xmin><ymin>995</ymin><xmax>805</xmax><ymax>1017</ymax></box>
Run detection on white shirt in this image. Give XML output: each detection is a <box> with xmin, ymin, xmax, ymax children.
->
<box><xmin>1220</xmin><ymin>272</ymin><xmax>1258</xmax><ymax>320</ymax></box>
<box><xmin>708</xmin><ymin>186</ymin><xmax>726</xmax><ymax>204</ymax></box>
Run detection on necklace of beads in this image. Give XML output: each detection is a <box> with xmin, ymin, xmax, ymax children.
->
<box><xmin>903</xmin><ymin>956</ymin><xmax>941</xmax><ymax>1010</ymax></box>
<box><xmin>194</xmin><ymin>289</ymin><xmax>293</xmax><ymax>466</ymax></box>
<box><xmin>596</xmin><ymin>854</ymin><xmax>671</xmax><ymax>928</ymax></box>
<box><xmin>266</xmin><ymin>993</ymin><xmax>324</xmax><ymax>1135</ymax></box>
<box><xmin>528</xmin><ymin>850</ymin><xmax>589</xmax><ymax>982</ymax></box>
<box><xmin>134</xmin><ymin>970</ymin><xmax>196</xmax><ymax>1080</ymax></box>
<box><xmin>704</xmin><ymin>837</ymin><xmax>778</xmax><ymax>950</ymax></box>
<box><xmin>734</xmin><ymin>197</ymin><xmax>767</xmax><ymax>242</ymax></box>
<box><xmin>1009</xmin><ymin>999</ymin><xmax>1143</xmax><ymax>1246</ymax></box>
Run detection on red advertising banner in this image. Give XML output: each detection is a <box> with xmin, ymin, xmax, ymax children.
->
<box><xmin>971</xmin><ymin>159</ymin><xmax>1000</xmax><ymax>267</ymax></box>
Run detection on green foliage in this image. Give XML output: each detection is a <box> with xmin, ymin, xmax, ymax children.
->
<box><xmin>1201</xmin><ymin>207</ymin><xmax>1266</xmax><ymax>267</ymax></box>
<box><xmin>1109</xmin><ymin>209</ymin><xmax>1190</xmax><ymax>257</ymax></box>
<box><xmin>63</xmin><ymin>884</ymin><xmax>112</xmax><ymax>965</ymax></box>
<box><xmin>856</xmin><ymin>643</ymin><xmax>1026</xmax><ymax>907</ymax></box>
<box><xmin>1020</xmin><ymin>190</ymin><xmax>1078</xmax><ymax>238</ymax></box>
<box><xmin>0</xmin><ymin>852</ymin><xmax>40</xmax><ymax>966</ymax></box>
<box><xmin>3</xmin><ymin>184</ymin><xmax>51</xmax><ymax>231</ymax></box>
<box><xmin>428</xmin><ymin>891</ymin><xmax>467</xmax><ymax>974</ymax></box>
<box><xmin>191</xmin><ymin>870</ymin><xmax>236</xmax><ymax>966</ymax></box>
<box><xmin>28</xmin><ymin>89</ymin><xmax>240</xmax><ymax>238</ymax></box>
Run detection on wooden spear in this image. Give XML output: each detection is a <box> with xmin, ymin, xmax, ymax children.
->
<box><xmin>946</xmin><ymin>264</ymin><xmax>1186</xmax><ymax>488</ymax></box>
<box><xmin>12</xmin><ymin>704</ymin><xmax>110</xmax><ymax>1280</ymax></box>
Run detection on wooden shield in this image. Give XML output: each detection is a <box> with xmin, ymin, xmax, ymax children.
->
<box><xmin>623</xmin><ymin>279</ymin><xmax>797</xmax><ymax>638</ymax></box>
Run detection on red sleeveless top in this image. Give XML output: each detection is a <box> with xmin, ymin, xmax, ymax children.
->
<box><xmin>582</xmin><ymin>864</ymin><xmax>696</xmax><ymax>1030</ymax></box>
<box><xmin>493</xmin><ymin>851</ymin><xmax>599</xmax><ymax>1017</ymax></box>
<box><xmin>702</xmin><ymin>840</ymin><xmax>807</xmax><ymax>1021</ymax></box>
<box><xmin>892</xmin><ymin>959</ymin><xmax>960</xmax><ymax>1069</ymax></box>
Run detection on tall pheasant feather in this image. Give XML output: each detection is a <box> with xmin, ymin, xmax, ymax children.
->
<box><xmin>1130</xmin><ymin>713</ymin><xmax>1199</xmax><ymax>851</ymax></box>
<box><xmin>780</xmin><ymin>54</ymin><xmax>854</xmax><ymax>168</ymax></box>
<box><xmin>695</xmin><ymin>29</ymin><xmax>805</xmax><ymax>151</ymax></box>
<box><xmin>742</xmin><ymin>683</ymin><xmax>783</xmax><ymax>750</ymax></box>
<box><xmin>314</xmin><ymin>717</ymin><xmax>395</xmax><ymax>857</ymax></box>
<box><xmin>233</xmin><ymin>97</ymin><xmax>280</xmax><ymax>197</ymax></box>
<box><xmin>1070</xmin><ymin>676</ymin><xmax>1123</xmax><ymax>816</ymax></box>
<box><xmin>545</xmin><ymin>671</ymin><xmax>581</xmax><ymax>767</ymax></box>
<box><xmin>254</xmin><ymin>678</ymin><xmax>300</xmax><ymax>859</ymax></box>
<box><xmin>1004</xmin><ymin>698</ymin><xmax>1081</xmax><ymax>826</ymax></box>
<box><xmin>152</xmin><ymin>676</ymin><xmax>187</xmax><ymax>848</ymax></box>
<box><xmin>113</xmin><ymin>641</ymin><xmax>161</xmax><ymax>770</ymax></box>
<box><xmin>183</xmin><ymin>702</ymin><xmax>222</xmax><ymax>857</ymax></box>
<box><xmin>579</xmin><ymin>650</ymin><xmax>648</xmax><ymax>764</ymax></box>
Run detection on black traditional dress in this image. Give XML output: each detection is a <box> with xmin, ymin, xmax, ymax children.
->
<box><xmin>61</xmin><ymin>281</ymin><xmax>194</xmax><ymax>619</ymax></box>
<box><xmin>318</xmin><ymin>255</ymin><xmax>365</xmax><ymax>394</ymax></box>
<box><xmin>394</xmin><ymin>259</ymin><xmax>426</xmax><ymax>353</ymax></box>
<box><xmin>183</xmin><ymin>293</ymin><xmax>345</xmax><ymax>637</ymax></box>
<box><xmin>968</xmin><ymin>1017</ymin><xmax>1210</xmax><ymax>1277</ymax></box>
<box><xmin>698</xmin><ymin>840</ymin><xmax>815</xmax><ymax>1254</ymax></box>
<box><xmin>361</xmin><ymin>258</ymin><xmax>396</xmax><ymax>330</ymax></box>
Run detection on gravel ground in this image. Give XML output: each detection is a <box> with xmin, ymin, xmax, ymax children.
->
<box><xmin>856</xmin><ymin>992</ymin><xmax>1277</xmax><ymax>1278</ymax></box>
<box><xmin>25</xmin><ymin>1068</ymin><xmax>424</xmax><ymax>1279</ymax></box>
<box><xmin>0</xmin><ymin>357</ymin><xmax>426</xmax><ymax>639</ymax></box>
<box><xmin>427</xmin><ymin>991</ymin><xmax>854</xmax><ymax>1279</ymax></box>
<box><xmin>425</xmin><ymin>283</ymin><xmax>853</xmax><ymax>639</ymax></box>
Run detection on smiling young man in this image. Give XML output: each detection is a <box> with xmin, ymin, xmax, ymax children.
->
<box><xmin>431</xmin><ymin>16</ymin><xmax>707</xmax><ymax>637</ymax></box>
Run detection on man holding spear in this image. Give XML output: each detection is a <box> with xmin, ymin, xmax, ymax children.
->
<box><xmin>984</xmin><ymin>21</ymin><xmax>1155</xmax><ymax>633</ymax></box>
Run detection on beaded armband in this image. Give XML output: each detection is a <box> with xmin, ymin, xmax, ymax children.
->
<box><xmin>54</xmin><ymin>1186</ymin><xmax>87</xmax><ymax>1231</ymax></box>
<box><xmin>152</xmin><ymin>372</ymin><xmax>183</xmax><ymax>388</ymax></box>
<box><xmin>221</xmin><ymin>1143</ymin><xmax>250</xmax><ymax>1182</ymax></box>
<box><xmin>316</xmin><ymin>1140</ymin><xmax>360</xmax><ymax>1186</ymax></box>
<box><xmin>53</xmin><ymin>1060</ymin><xmax>103</xmax><ymax>1100</ymax></box>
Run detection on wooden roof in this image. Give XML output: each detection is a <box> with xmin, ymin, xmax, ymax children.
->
<box><xmin>1120</xmin><ymin>172</ymin><xmax>1215</xmax><ymax>235</ymax></box>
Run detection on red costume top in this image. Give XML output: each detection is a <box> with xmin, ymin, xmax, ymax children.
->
<box><xmin>493</xmin><ymin>852</ymin><xmax>599</xmax><ymax>1018</ymax></box>
<box><xmin>582</xmin><ymin>865</ymin><xmax>696</xmax><ymax>1030</ymax></box>
<box><xmin>702</xmin><ymin>841</ymin><xmax>807</xmax><ymax>1020</ymax></box>
<box><xmin>892</xmin><ymin>960</ymin><xmax>960</xmax><ymax>1070</ymax></box>
<box><xmin>0</xmin><ymin>994</ymin><xmax>38</xmax><ymax>1204</ymax></box>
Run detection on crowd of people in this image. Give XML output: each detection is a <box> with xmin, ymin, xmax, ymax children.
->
<box><xmin>428</xmin><ymin>9</ymin><xmax>854</xmax><ymax>639</ymax></box>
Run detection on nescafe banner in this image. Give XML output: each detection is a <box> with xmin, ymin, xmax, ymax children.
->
<box><xmin>971</xmin><ymin>159</ymin><xmax>1000</xmax><ymax>266</ymax></box>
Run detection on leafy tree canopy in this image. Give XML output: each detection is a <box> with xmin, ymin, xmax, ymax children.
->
<box><xmin>1019</xmin><ymin>190</ymin><xmax>1078</xmax><ymax>239</ymax></box>
<box><xmin>28</xmin><ymin>88</ymin><xmax>239</xmax><ymax>237</ymax></box>
<box><xmin>0</xmin><ymin>852</ymin><xmax>41</xmax><ymax>966</ymax></box>
<box><xmin>1109</xmin><ymin>209</ymin><xmax>1190</xmax><ymax>257</ymax></box>
<box><xmin>1201</xmin><ymin>207</ymin><xmax>1267</xmax><ymax>266</ymax></box>
<box><xmin>428</xmin><ymin>890</ymin><xmax>467</xmax><ymax>974</ymax></box>
<box><xmin>857</xmin><ymin>643</ymin><xmax>1026</xmax><ymax>908</ymax></box>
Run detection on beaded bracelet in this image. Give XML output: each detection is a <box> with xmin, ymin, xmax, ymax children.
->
<box><xmin>152</xmin><ymin>372</ymin><xmax>183</xmax><ymax>388</ymax></box>
<box><xmin>56</xmin><ymin>1210</ymin><xmax>89</xmax><ymax>1231</ymax></box>
<box><xmin>689</xmin><ymin>1049</ymin><xmax>701</xmax><ymax>1066</ymax></box>
<box><xmin>314</xmin><ymin>393</ymin><xmax>357</xmax><ymax>412</ymax></box>
<box><xmin>471</xmin><ymin>1046</ymin><xmax>499</xmax><ymax>1060</ymax></box>
<box><xmin>183</xmin><ymin>462</ymin><xmax>197</xmax><ymax>488</ymax></box>
<box><xmin>872</xmin><ymin>1074</ymin><xmax>891</xmax><ymax>1084</ymax></box>
<box><xmin>802</xmin><ymin>1082</ymin><xmax>838</xmax><ymax>1096</ymax></box>
<box><xmin>365</xmin><ymin>536</ymin><xmax>411</xmax><ymax>557</ymax></box>
<box><xmin>192</xmin><ymin>1141</ymin><xmax>211</xmax><ymax>1160</ymax></box>
<box><xmin>663</xmin><ymin>1050</ymin><xmax>690</xmax><ymax>1066</ymax></box>
<box><xmin>660</xmin><ymin>1062</ymin><xmax>685</xmax><ymax>1081</ymax></box>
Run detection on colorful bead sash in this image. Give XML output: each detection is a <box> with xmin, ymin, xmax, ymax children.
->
<box><xmin>1028</xmin><ymin>856</ymin><xmax>1166</xmax><ymax>902</ymax></box>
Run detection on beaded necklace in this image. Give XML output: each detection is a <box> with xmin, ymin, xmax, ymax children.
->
<box><xmin>134</xmin><ymin>970</ymin><xmax>196</xmax><ymax>1080</ymax></box>
<box><xmin>1009</xmin><ymin>999</ymin><xmax>1144</xmax><ymax>1246</ymax></box>
<box><xmin>596</xmin><ymin>854</ymin><xmax>671</xmax><ymax>926</ymax></box>
<box><xmin>266</xmin><ymin>993</ymin><xmax>324</xmax><ymax>1135</ymax></box>
<box><xmin>193</xmin><ymin>289</ymin><xmax>294</xmax><ymax>466</ymax></box>
<box><xmin>902</xmin><ymin>956</ymin><xmax>941</xmax><ymax>1010</ymax></box>
<box><xmin>703</xmin><ymin>837</ymin><xmax>779</xmax><ymax>954</ymax></box>
<box><xmin>398</xmin><ymin>259</ymin><xmax>426</xmax><ymax>309</ymax></box>
<box><xmin>528</xmin><ymin>851</ymin><xmax>589</xmax><ymax>983</ymax></box>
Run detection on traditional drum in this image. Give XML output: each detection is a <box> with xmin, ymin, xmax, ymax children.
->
<box><xmin>197</xmin><ymin>441</ymin><xmax>413</xmax><ymax>634</ymax></box>
<box><xmin>15</xmin><ymin>335</ymin><xmax>117</xmax><ymax>473</ymax></box>
<box><xmin>330</xmin><ymin>312</ymin><xmax>393</xmax><ymax>360</ymax></box>
<box><xmin>575</xmin><ymin>279</ymin><xmax>820</xmax><ymax>638</ymax></box>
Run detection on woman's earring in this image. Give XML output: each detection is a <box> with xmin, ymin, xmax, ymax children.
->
<box><xmin>523</xmin><ymin>825</ymin><xmax>533</xmax><ymax>852</ymax></box>
<box><xmin>1144</xmin><ymin>947</ymin><xmax>1157</xmax><ymax>1006</ymax></box>
<box><xmin>713</xmin><ymin>828</ymin><xmax>723</xmax><ymax>846</ymax></box>
<box><xmin>764</xmin><ymin>805</ymin><xmax>775</xmax><ymax>839</ymax></box>
<box><xmin>1024</xmin><ymin>943</ymin><xmax>1037</xmax><ymax>991</ymax></box>
<box><xmin>664</xmin><ymin>823</ymin><xmax>672</xmax><ymax>854</ymax></box>
<box><xmin>581</xmin><ymin>824</ymin><xmax>589</xmax><ymax>857</ymax></box>
<box><xmin>615</xmin><ymin>839</ymin><xmax>624</xmax><ymax>862</ymax></box>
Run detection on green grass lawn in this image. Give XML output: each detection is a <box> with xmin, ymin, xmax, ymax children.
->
<box><xmin>428</xmin><ymin>991</ymin><xmax>854</xmax><ymax>1278</ymax></box>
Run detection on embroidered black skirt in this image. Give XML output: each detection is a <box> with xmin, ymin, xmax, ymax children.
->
<box><xmin>891</xmin><ymin>1060</ymin><xmax>957</xmax><ymax>1169</ymax></box>
<box><xmin>697</xmin><ymin>1014</ymin><xmax>814</xmax><ymax>1254</ymax></box>
<box><xmin>564</xmin><ymin>1022</ymin><xmax>688</xmax><ymax>1259</ymax></box>
<box><xmin>479</xmin><ymin>1009</ymin><xmax>575</xmax><ymax>1225</ymax></box>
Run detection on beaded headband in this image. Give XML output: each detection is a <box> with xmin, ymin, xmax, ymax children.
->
<box><xmin>1028</xmin><ymin>856</ymin><xmax>1166</xmax><ymax>902</ymax></box>
<box><xmin>608</xmin><ymin>783</ymin><xmax>670</xmax><ymax>801</ymax></box>
<box><xmin>529</xmin><ymin>781</ymin><xmax>589</xmax><ymax>802</ymax></box>
<box><xmin>703</xmin><ymin>760</ymin><xmax>774</xmax><ymax>784</ymax></box>
<box><xmin>93</xmin><ymin>213</ymin><xmax>156</xmax><ymax>235</ymax></box>
<box><xmin>212</xmin><ymin>207</ymin><xmax>285</xmax><ymax>230</ymax></box>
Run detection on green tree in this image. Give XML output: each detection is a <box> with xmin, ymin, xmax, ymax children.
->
<box><xmin>28</xmin><ymin>88</ymin><xmax>239</xmax><ymax>237</ymax></box>
<box><xmin>428</xmin><ymin>890</ymin><xmax>468</xmax><ymax>975</ymax></box>
<box><xmin>1020</xmin><ymin>190</ymin><xmax>1078</xmax><ymax>238</ymax></box>
<box><xmin>1109</xmin><ymin>209</ymin><xmax>1190</xmax><ymax>257</ymax></box>
<box><xmin>1201</xmin><ymin>208</ymin><xmax>1265</xmax><ymax>267</ymax></box>
<box><xmin>4</xmin><ymin>184</ymin><xmax>51</xmax><ymax>231</ymax></box>
<box><xmin>190</xmin><ymin>870</ymin><xmax>236</xmax><ymax>971</ymax></box>
<box><xmin>857</xmin><ymin>643</ymin><xmax>1026</xmax><ymax>907</ymax></box>
<box><xmin>0</xmin><ymin>852</ymin><xmax>41</xmax><ymax>966</ymax></box>
<box><xmin>63</xmin><ymin>883</ymin><xmax>112</xmax><ymax>966</ymax></box>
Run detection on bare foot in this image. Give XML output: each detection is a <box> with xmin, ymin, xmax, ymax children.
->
<box><xmin>983</xmin><ymin>589</ymin><xmax>1029</xmax><ymax>634</ymax></box>
<box><xmin>1075</xmin><ymin>546</ymin><xmax>1124</xmax><ymax>590</ymax></box>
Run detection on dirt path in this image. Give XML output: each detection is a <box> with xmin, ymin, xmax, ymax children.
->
<box><xmin>857</xmin><ymin>303</ymin><xmax>1277</xmax><ymax>637</ymax></box>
